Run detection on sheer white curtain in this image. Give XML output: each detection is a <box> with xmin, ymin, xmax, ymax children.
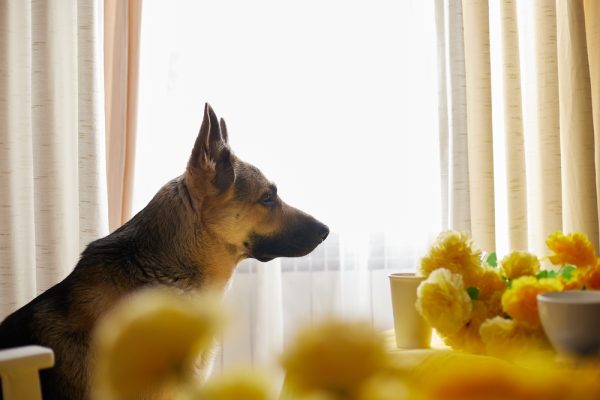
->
<box><xmin>0</xmin><ymin>0</ymin><xmax>107</xmax><ymax>318</ymax></box>
<box><xmin>134</xmin><ymin>0</ymin><xmax>440</xmax><ymax>373</ymax></box>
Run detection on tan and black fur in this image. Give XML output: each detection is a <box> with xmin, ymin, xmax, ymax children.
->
<box><xmin>0</xmin><ymin>104</ymin><xmax>329</xmax><ymax>400</ymax></box>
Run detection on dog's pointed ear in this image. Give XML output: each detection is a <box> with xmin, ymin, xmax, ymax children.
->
<box><xmin>188</xmin><ymin>103</ymin><xmax>234</xmax><ymax>192</ymax></box>
<box><xmin>219</xmin><ymin>118</ymin><xmax>229</xmax><ymax>143</ymax></box>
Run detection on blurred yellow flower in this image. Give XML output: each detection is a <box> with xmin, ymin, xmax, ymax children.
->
<box><xmin>280</xmin><ymin>320</ymin><xmax>387</xmax><ymax>399</ymax></box>
<box><xmin>501</xmin><ymin>276</ymin><xmax>563</xmax><ymax>329</ymax></box>
<box><xmin>416</xmin><ymin>268</ymin><xmax>473</xmax><ymax>337</ymax></box>
<box><xmin>546</xmin><ymin>231</ymin><xmax>596</xmax><ymax>268</ymax></box>
<box><xmin>501</xmin><ymin>251</ymin><xmax>540</xmax><ymax>280</ymax></box>
<box><xmin>92</xmin><ymin>288</ymin><xmax>224</xmax><ymax>400</ymax></box>
<box><xmin>419</xmin><ymin>231</ymin><xmax>481</xmax><ymax>285</ymax></box>
<box><xmin>188</xmin><ymin>368</ymin><xmax>273</xmax><ymax>400</ymax></box>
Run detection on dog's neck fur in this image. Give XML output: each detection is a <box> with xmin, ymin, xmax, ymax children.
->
<box><xmin>80</xmin><ymin>177</ymin><xmax>239</xmax><ymax>291</ymax></box>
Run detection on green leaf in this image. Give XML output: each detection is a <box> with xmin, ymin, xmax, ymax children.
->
<box><xmin>466</xmin><ymin>287</ymin><xmax>480</xmax><ymax>300</ymax></box>
<box><xmin>486</xmin><ymin>252</ymin><xmax>498</xmax><ymax>268</ymax></box>
<box><xmin>560</xmin><ymin>265</ymin><xmax>577</xmax><ymax>280</ymax></box>
<box><xmin>536</xmin><ymin>270</ymin><xmax>557</xmax><ymax>280</ymax></box>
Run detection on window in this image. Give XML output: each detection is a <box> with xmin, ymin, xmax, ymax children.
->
<box><xmin>134</xmin><ymin>0</ymin><xmax>439</xmax><ymax>371</ymax></box>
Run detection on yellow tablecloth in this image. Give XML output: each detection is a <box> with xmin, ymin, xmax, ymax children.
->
<box><xmin>382</xmin><ymin>329</ymin><xmax>600</xmax><ymax>399</ymax></box>
<box><xmin>282</xmin><ymin>329</ymin><xmax>600</xmax><ymax>399</ymax></box>
<box><xmin>383</xmin><ymin>329</ymin><xmax>515</xmax><ymax>378</ymax></box>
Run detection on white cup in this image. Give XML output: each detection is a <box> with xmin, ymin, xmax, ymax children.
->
<box><xmin>388</xmin><ymin>273</ymin><xmax>432</xmax><ymax>349</ymax></box>
<box><xmin>538</xmin><ymin>291</ymin><xmax>600</xmax><ymax>356</ymax></box>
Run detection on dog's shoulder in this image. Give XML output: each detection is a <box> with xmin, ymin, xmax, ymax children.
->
<box><xmin>0</xmin><ymin>279</ymin><xmax>72</xmax><ymax>349</ymax></box>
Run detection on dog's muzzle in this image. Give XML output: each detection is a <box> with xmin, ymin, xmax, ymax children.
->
<box><xmin>249</xmin><ymin>219</ymin><xmax>329</xmax><ymax>262</ymax></box>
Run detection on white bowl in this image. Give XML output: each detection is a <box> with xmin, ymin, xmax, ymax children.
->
<box><xmin>538</xmin><ymin>291</ymin><xmax>600</xmax><ymax>356</ymax></box>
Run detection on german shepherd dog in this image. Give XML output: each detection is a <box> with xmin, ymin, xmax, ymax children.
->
<box><xmin>0</xmin><ymin>104</ymin><xmax>329</xmax><ymax>400</ymax></box>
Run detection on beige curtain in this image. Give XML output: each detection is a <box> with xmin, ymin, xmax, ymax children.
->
<box><xmin>587</xmin><ymin>0</ymin><xmax>600</xmax><ymax>233</ymax></box>
<box><xmin>0</xmin><ymin>0</ymin><xmax>108</xmax><ymax>317</ymax></box>
<box><xmin>438</xmin><ymin>0</ymin><xmax>600</xmax><ymax>254</ymax></box>
<box><xmin>461</xmin><ymin>0</ymin><xmax>496</xmax><ymax>251</ymax></box>
<box><xmin>436</xmin><ymin>0</ymin><xmax>471</xmax><ymax>234</ymax></box>
<box><xmin>499</xmin><ymin>0</ymin><xmax>527</xmax><ymax>251</ymax></box>
<box><xmin>104</xmin><ymin>0</ymin><xmax>142</xmax><ymax>231</ymax></box>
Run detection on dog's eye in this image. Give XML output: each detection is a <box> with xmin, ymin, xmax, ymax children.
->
<box><xmin>259</xmin><ymin>192</ymin><xmax>276</xmax><ymax>206</ymax></box>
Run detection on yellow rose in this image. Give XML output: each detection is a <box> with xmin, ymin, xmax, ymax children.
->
<box><xmin>501</xmin><ymin>251</ymin><xmax>540</xmax><ymax>280</ymax></box>
<box><xmin>280</xmin><ymin>320</ymin><xmax>387</xmax><ymax>398</ymax></box>
<box><xmin>546</xmin><ymin>231</ymin><xmax>597</xmax><ymax>268</ymax></box>
<box><xmin>501</xmin><ymin>276</ymin><xmax>563</xmax><ymax>329</ymax></box>
<box><xmin>92</xmin><ymin>288</ymin><xmax>224</xmax><ymax>400</ymax></box>
<box><xmin>419</xmin><ymin>231</ymin><xmax>482</xmax><ymax>284</ymax></box>
<box><xmin>416</xmin><ymin>268</ymin><xmax>472</xmax><ymax>337</ymax></box>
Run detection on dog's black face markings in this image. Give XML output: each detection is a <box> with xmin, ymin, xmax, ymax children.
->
<box><xmin>248</xmin><ymin>215</ymin><xmax>330</xmax><ymax>262</ymax></box>
<box><xmin>233</xmin><ymin>164</ymin><xmax>261</xmax><ymax>202</ymax></box>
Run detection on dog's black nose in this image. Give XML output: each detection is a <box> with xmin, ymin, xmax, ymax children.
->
<box><xmin>319</xmin><ymin>225</ymin><xmax>330</xmax><ymax>241</ymax></box>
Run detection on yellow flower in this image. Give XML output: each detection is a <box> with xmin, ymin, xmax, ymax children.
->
<box><xmin>473</xmin><ymin>267</ymin><xmax>506</xmax><ymax>316</ymax></box>
<box><xmin>584</xmin><ymin>263</ymin><xmax>600</xmax><ymax>290</ymax></box>
<box><xmin>546</xmin><ymin>231</ymin><xmax>597</xmax><ymax>268</ymax></box>
<box><xmin>501</xmin><ymin>276</ymin><xmax>563</xmax><ymax>329</ymax></box>
<box><xmin>189</xmin><ymin>369</ymin><xmax>273</xmax><ymax>400</ymax></box>
<box><xmin>443</xmin><ymin>323</ymin><xmax>486</xmax><ymax>354</ymax></box>
<box><xmin>501</xmin><ymin>251</ymin><xmax>540</xmax><ymax>280</ymax></box>
<box><xmin>479</xmin><ymin>317</ymin><xmax>549</xmax><ymax>358</ymax></box>
<box><xmin>92</xmin><ymin>288</ymin><xmax>224</xmax><ymax>400</ymax></box>
<box><xmin>419</xmin><ymin>231</ymin><xmax>482</xmax><ymax>284</ymax></box>
<box><xmin>560</xmin><ymin>266</ymin><xmax>586</xmax><ymax>290</ymax></box>
<box><xmin>280</xmin><ymin>320</ymin><xmax>387</xmax><ymax>398</ymax></box>
<box><xmin>416</xmin><ymin>268</ymin><xmax>472</xmax><ymax>337</ymax></box>
<box><xmin>442</xmin><ymin>299</ymin><xmax>494</xmax><ymax>353</ymax></box>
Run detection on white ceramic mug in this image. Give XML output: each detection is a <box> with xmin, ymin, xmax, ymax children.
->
<box><xmin>388</xmin><ymin>272</ymin><xmax>432</xmax><ymax>349</ymax></box>
<box><xmin>538</xmin><ymin>291</ymin><xmax>600</xmax><ymax>356</ymax></box>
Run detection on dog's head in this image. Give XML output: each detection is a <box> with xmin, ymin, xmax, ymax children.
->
<box><xmin>184</xmin><ymin>104</ymin><xmax>329</xmax><ymax>262</ymax></box>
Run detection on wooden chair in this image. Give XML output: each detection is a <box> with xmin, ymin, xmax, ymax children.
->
<box><xmin>0</xmin><ymin>346</ymin><xmax>54</xmax><ymax>400</ymax></box>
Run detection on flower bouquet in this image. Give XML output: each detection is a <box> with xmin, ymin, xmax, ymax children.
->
<box><xmin>416</xmin><ymin>230</ymin><xmax>600</xmax><ymax>357</ymax></box>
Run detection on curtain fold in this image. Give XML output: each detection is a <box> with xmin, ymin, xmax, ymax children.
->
<box><xmin>499</xmin><ymin>0</ymin><xmax>527</xmax><ymax>251</ymax></box>
<box><xmin>526</xmin><ymin>0</ymin><xmax>563</xmax><ymax>255</ymax></box>
<box><xmin>442</xmin><ymin>0</ymin><xmax>600</xmax><ymax>254</ymax></box>
<box><xmin>31</xmin><ymin>0</ymin><xmax>81</xmax><ymax>291</ymax></box>
<box><xmin>556</xmin><ymin>0</ymin><xmax>598</xmax><ymax>246</ymax></box>
<box><xmin>583</xmin><ymin>0</ymin><xmax>600</xmax><ymax>239</ymax></box>
<box><xmin>0</xmin><ymin>0</ymin><xmax>37</xmax><ymax>313</ymax></box>
<box><xmin>0</xmin><ymin>0</ymin><xmax>107</xmax><ymax>317</ymax></box>
<box><xmin>436</xmin><ymin>0</ymin><xmax>471</xmax><ymax>233</ymax></box>
<box><xmin>461</xmin><ymin>0</ymin><xmax>496</xmax><ymax>251</ymax></box>
<box><xmin>104</xmin><ymin>0</ymin><xmax>142</xmax><ymax>231</ymax></box>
